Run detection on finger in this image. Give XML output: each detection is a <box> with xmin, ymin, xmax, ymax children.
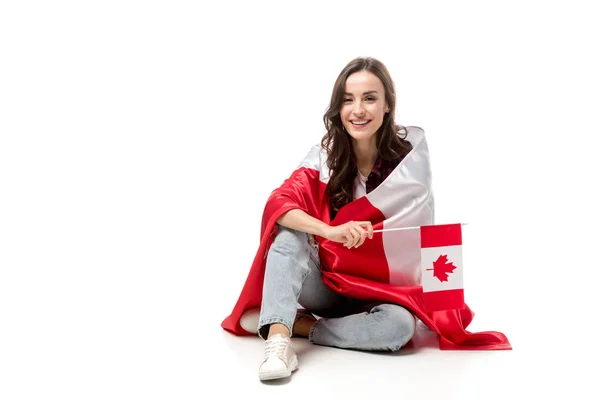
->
<box><xmin>347</xmin><ymin>222</ymin><xmax>365</xmax><ymax>247</ymax></box>
<box><xmin>358</xmin><ymin>221</ymin><xmax>373</xmax><ymax>239</ymax></box>
<box><xmin>355</xmin><ymin>231</ymin><xmax>367</xmax><ymax>247</ymax></box>
<box><xmin>342</xmin><ymin>229</ymin><xmax>352</xmax><ymax>248</ymax></box>
<box><xmin>353</xmin><ymin>226</ymin><xmax>368</xmax><ymax>247</ymax></box>
<box><xmin>348</xmin><ymin>226</ymin><xmax>362</xmax><ymax>247</ymax></box>
<box><xmin>343</xmin><ymin>227</ymin><xmax>354</xmax><ymax>248</ymax></box>
<box><xmin>343</xmin><ymin>231</ymin><xmax>354</xmax><ymax>248</ymax></box>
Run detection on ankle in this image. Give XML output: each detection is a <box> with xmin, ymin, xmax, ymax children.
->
<box><xmin>268</xmin><ymin>323</ymin><xmax>291</xmax><ymax>339</ymax></box>
<box><xmin>293</xmin><ymin>316</ymin><xmax>317</xmax><ymax>337</ymax></box>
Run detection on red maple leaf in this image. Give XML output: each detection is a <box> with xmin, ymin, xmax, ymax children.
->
<box><xmin>426</xmin><ymin>254</ymin><xmax>457</xmax><ymax>282</ymax></box>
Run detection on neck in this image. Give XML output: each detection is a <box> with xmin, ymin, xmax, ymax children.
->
<box><xmin>352</xmin><ymin>138</ymin><xmax>378</xmax><ymax>175</ymax></box>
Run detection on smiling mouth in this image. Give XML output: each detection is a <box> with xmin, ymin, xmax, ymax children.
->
<box><xmin>351</xmin><ymin>120</ymin><xmax>371</xmax><ymax>126</ymax></box>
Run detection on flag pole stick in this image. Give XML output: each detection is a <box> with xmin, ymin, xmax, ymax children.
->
<box><xmin>372</xmin><ymin>223</ymin><xmax>468</xmax><ymax>233</ymax></box>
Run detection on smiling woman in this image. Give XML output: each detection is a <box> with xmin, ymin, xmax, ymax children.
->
<box><xmin>223</xmin><ymin>57</ymin><xmax>422</xmax><ymax>382</ymax></box>
<box><xmin>221</xmin><ymin>56</ymin><xmax>510</xmax><ymax>382</ymax></box>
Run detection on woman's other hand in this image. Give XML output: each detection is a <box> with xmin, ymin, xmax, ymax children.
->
<box><xmin>322</xmin><ymin>221</ymin><xmax>374</xmax><ymax>249</ymax></box>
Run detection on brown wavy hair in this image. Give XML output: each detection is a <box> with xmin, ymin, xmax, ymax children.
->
<box><xmin>321</xmin><ymin>57</ymin><xmax>413</xmax><ymax>213</ymax></box>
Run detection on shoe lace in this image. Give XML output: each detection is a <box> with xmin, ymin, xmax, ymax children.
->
<box><xmin>264</xmin><ymin>337</ymin><xmax>289</xmax><ymax>359</ymax></box>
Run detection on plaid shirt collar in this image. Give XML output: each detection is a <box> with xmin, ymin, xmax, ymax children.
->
<box><xmin>370</xmin><ymin>156</ymin><xmax>384</xmax><ymax>177</ymax></box>
<box><xmin>329</xmin><ymin>155</ymin><xmax>401</xmax><ymax>221</ymax></box>
<box><xmin>364</xmin><ymin>155</ymin><xmax>400</xmax><ymax>195</ymax></box>
<box><xmin>353</xmin><ymin>155</ymin><xmax>384</xmax><ymax>175</ymax></box>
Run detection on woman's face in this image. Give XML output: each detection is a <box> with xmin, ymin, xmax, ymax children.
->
<box><xmin>340</xmin><ymin>70</ymin><xmax>389</xmax><ymax>144</ymax></box>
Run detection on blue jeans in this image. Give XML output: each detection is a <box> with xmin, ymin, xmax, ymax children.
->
<box><xmin>258</xmin><ymin>225</ymin><xmax>415</xmax><ymax>351</ymax></box>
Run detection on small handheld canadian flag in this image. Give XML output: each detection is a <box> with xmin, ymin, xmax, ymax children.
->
<box><xmin>420</xmin><ymin>223</ymin><xmax>465</xmax><ymax>312</ymax></box>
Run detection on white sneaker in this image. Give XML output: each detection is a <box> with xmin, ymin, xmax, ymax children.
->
<box><xmin>258</xmin><ymin>334</ymin><xmax>298</xmax><ymax>381</ymax></box>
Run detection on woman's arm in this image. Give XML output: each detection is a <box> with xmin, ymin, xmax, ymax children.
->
<box><xmin>276</xmin><ymin>209</ymin><xmax>329</xmax><ymax>237</ymax></box>
<box><xmin>276</xmin><ymin>209</ymin><xmax>373</xmax><ymax>248</ymax></box>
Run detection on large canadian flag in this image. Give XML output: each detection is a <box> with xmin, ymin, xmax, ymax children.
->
<box><xmin>222</xmin><ymin>126</ymin><xmax>512</xmax><ymax>350</ymax></box>
<box><xmin>420</xmin><ymin>223</ymin><xmax>464</xmax><ymax>312</ymax></box>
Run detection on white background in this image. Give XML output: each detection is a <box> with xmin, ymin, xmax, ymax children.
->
<box><xmin>1</xmin><ymin>1</ymin><xmax>599</xmax><ymax>399</ymax></box>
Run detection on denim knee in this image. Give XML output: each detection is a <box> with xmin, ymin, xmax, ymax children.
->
<box><xmin>371</xmin><ymin>304</ymin><xmax>416</xmax><ymax>351</ymax></box>
<box><xmin>268</xmin><ymin>225</ymin><xmax>311</xmax><ymax>265</ymax></box>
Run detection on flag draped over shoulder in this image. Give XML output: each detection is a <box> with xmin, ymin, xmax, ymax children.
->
<box><xmin>221</xmin><ymin>126</ymin><xmax>511</xmax><ymax>350</ymax></box>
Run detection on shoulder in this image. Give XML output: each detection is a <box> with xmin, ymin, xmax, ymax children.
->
<box><xmin>403</xmin><ymin>125</ymin><xmax>424</xmax><ymax>135</ymax></box>
<box><xmin>296</xmin><ymin>144</ymin><xmax>328</xmax><ymax>172</ymax></box>
<box><xmin>408</xmin><ymin>125</ymin><xmax>424</xmax><ymax>133</ymax></box>
<box><xmin>401</xmin><ymin>125</ymin><xmax>426</xmax><ymax>148</ymax></box>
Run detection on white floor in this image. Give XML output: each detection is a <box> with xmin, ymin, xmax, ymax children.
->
<box><xmin>213</xmin><ymin>305</ymin><xmax>593</xmax><ymax>400</ymax></box>
<box><xmin>1</xmin><ymin>265</ymin><xmax>596</xmax><ymax>400</ymax></box>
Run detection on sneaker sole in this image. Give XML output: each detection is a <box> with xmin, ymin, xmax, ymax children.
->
<box><xmin>259</xmin><ymin>355</ymin><xmax>298</xmax><ymax>381</ymax></box>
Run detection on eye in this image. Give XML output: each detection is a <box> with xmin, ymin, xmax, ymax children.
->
<box><xmin>365</xmin><ymin>96</ymin><xmax>376</xmax><ymax>101</ymax></box>
<box><xmin>343</xmin><ymin>98</ymin><xmax>352</xmax><ymax>103</ymax></box>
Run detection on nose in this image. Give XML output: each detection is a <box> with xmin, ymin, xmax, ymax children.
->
<box><xmin>353</xmin><ymin>101</ymin><xmax>365</xmax><ymax>116</ymax></box>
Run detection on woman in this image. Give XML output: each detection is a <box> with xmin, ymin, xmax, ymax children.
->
<box><xmin>254</xmin><ymin>57</ymin><xmax>417</xmax><ymax>381</ymax></box>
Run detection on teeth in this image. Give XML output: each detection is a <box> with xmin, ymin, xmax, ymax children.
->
<box><xmin>352</xmin><ymin>121</ymin><xmax>369</xmax><ymax>125</ymax></box>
